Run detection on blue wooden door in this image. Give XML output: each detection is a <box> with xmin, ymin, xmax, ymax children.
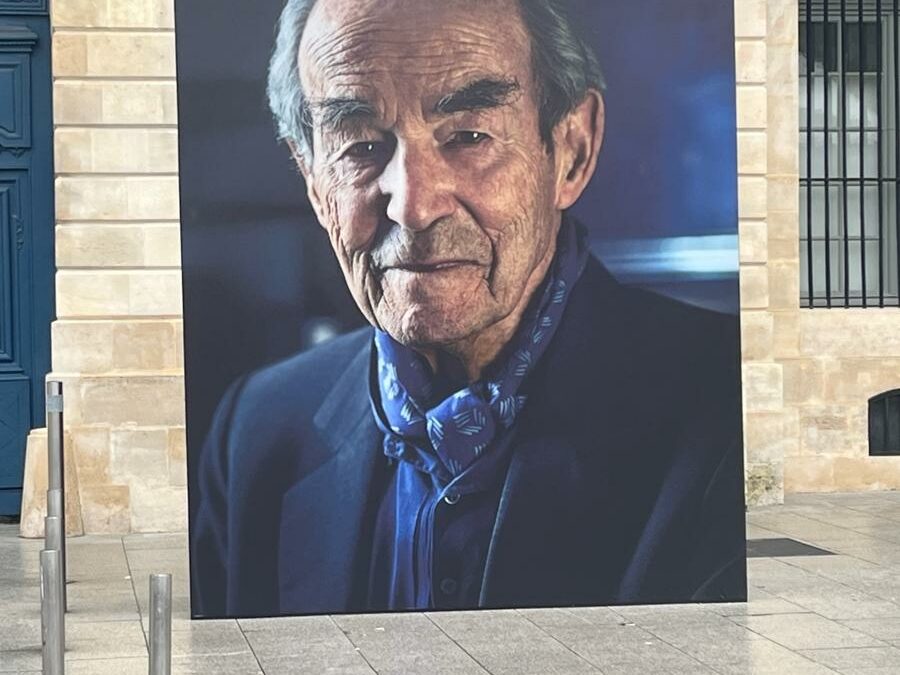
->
<box><xmin>0</xmin><ymin>0</ymin><xmax>53</xmax><ymax>516</ymax></box>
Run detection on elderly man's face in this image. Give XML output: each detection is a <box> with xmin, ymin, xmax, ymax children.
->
<box><xmin>297</xmin><ymin>0</ymin><xmax>591</xmax><ymax>352</ymax></box>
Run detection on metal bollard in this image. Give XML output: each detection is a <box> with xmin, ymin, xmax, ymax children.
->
<box><xmin>46</xmin><ymin>381</ymin><xmax>67</xmax><ymax>611</ymax></box>
<box><xmin>149</xmin><ymin>574</ymin><xmax>172</xmax><ymax>675</ymax></box>
<box><xmin>40</xmin><ymin>549</ymin><xmax>65</xmax><ymax>675</ymax></box>
<box><xmin>44</xmin><ymin>516</ymin><xmax>67</xmax><ymax>612</ymax></box>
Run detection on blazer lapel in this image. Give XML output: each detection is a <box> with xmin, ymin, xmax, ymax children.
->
<box><xmin>277</xmin><ymin>337</ymin><xmax>383</xmax><ymax>614</ymax></box>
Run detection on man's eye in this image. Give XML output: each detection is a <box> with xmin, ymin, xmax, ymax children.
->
<box><xmin>447</xmin><ymin>131</ymin><xmax>490</xmax><ymax>147</ymax></box>
<box><xmin>344</xmin><ymin>141</ymin><xmax>381</xmax><ymax>160</ymax></box>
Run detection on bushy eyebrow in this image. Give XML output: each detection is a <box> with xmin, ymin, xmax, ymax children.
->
<box><xmin>434</xmin><ymin>77</ymin><xmax>521</xmax><ymax>115</ymax></box>
<box><xmin>307</xmin><ymin>97</ymin><xmax>379</xmax><ymax>133</ymax></box>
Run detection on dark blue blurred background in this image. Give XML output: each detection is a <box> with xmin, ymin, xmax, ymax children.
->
<box><xmin>176</xmin><ymin>0</ymin><xmax>739</xmax><ymax>492</ymax></box>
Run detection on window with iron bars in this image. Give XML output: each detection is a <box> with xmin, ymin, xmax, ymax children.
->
<box><xmin>800</xmin><ymin>0</ymin><xmax>900</xmax><ymax>307</ymax></box>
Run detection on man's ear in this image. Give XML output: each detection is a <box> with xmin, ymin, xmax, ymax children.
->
<box><xmin>287</xmin><ymin>139</ymin><xmax>327</xmax><ymax>225</ymax></box>
<box><xmin>553</xmin><ymin>89</ymin><xmax>605</xmax><ymax>211</ymax></box>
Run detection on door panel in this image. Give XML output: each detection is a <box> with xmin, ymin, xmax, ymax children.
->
<box><xmin>0</xmin><ymin>6</ymin><xmax>52</xmax><ymax>516</ymax></box>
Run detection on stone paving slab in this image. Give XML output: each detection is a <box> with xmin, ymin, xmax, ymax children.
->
<box><xmin>2</xmin><ymin>492</ymin><xmax>900</xmax><ymax>674</ymax></box>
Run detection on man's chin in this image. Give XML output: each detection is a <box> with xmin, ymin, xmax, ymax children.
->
<box><xmin>380</xmin><ymin>305</ymin><xmax>486</xmax><ymax>349</ymax></box>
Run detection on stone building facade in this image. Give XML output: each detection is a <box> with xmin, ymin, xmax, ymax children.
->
<box><xmin>16</xmin><ymin>0</ymin><xmax>900</xmax><ymax>534</ymax></box>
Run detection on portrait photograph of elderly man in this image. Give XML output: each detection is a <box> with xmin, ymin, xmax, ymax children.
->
<box><xmin>179</xmin><ymin>0</ymin><xmax>747</xmax><ymax>618</ymax></box>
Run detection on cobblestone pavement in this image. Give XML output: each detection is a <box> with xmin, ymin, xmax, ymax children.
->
<box><xmin>2</xmin><ymin>492</ymin><xmax>900</xmax><ymax>674</ymax></box>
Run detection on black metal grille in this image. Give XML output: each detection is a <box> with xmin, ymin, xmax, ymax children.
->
<box><xmin>800</xmin><ymin>0</ymin><xmax>900</xmax><ymax>307</ymax></box>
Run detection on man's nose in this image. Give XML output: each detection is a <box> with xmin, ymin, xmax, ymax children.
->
<box><xmin>379</xmin><ymin>142</ymin><xmax>455</xmax><ymax>232</ymax></box>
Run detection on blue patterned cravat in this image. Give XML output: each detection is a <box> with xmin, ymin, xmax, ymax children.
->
<box><xmin>372</xmin><ymin>217</ymin><xmax>588</xmax><ymax>483</ymax></box>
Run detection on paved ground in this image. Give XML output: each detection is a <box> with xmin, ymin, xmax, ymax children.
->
<box><xmin>2</xmin><ymin>492</ymin><xmax>900</xmax><ymax>674</ymax></box>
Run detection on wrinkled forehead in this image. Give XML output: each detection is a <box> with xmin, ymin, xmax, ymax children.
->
<box><xmin>298</xmin><ymin>0</ymin><xmax>533</xmax><ymax>104</ymax></box>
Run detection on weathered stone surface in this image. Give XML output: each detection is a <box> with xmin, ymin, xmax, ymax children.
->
<box><xmin>54</xmin><ymin>81</ymin><xmax>177</xmax><ymax>125</ymax></box>
<box><xmin>740</xmin><ymin>310</ymin><xmax>774</xmax><ymax>361</ymax></box>
<box><xmin>80</xmin><ymin>485</ymin><xmax>132</xmax><ymax>534</ymax></box>
<box><xmin>735</xmin><ymin>40</ymin><xmax>767</xmax><ymax>83</ymax></box>
<box><xmin>739</xmin><ymin>176</ymin><xmax>768</xmax><ymax>219</ymax></box>
<box><xmin>18</xmin><ymin>430</ymin><xmax>84</xmax><ymax>538</ymax></box>
<box><xmin>740</xmin><ymin>265</ymin><xmax>770</xmax><ymax>309</ymax></box>
<box><xmin>736</xmin><ymin>85</ymin><xmax>768</xmax><ymax>129</ymax></box>
<box><xmin>735</xmin><ymin>0</ymin><xmax>767</xmax><ymax>38</ymax></box>
<box><xmin>53</xmin><ymin>0</ymin><xmax>174</xmax><ymax>29</ymax></box>
<box><xmin>746</xmin><ymin>461</ymin><xmax>784</xmax><ymax>506</ymax></box>
<box><xmin>52</xmin><ymin>32</ymin><xmax>175</xmax><ymax>78</ymax></box>
<box><xmin>55</xmin><ymin>129</ymin><xmax>178</xmax><ymax>174</ymax></box>
<box><xmin>739</xmin><ymin>221</ymin><xmax>768</xmax><ymax>264</ymax></box>
<box><xmin>743</xmin><ymin>363</ymin><xmax>784</xmax><ymax>412</ymax></box>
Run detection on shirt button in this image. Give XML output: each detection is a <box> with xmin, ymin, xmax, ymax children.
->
<box><xmin>439</xmin><ymin>578</ymin><xmax>458</xmax><ymax>595</ymax></box>
<box><xmin>443</xmin><ymin>490</ymin><xmax>461</xmax><ymax>505</ymax></box>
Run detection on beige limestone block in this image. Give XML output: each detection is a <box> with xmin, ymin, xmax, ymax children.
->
<box><xmin>79</xmin><ymin>485</ymin><xmax>131</xmax><ymax>533</ymax></box>
<box><xmin>767</xmin><ymin>115</ymin><xmax>799</xmax><ymax>176</ymax></box>
<box><xmin>55</xmin><ymin>0</ymin><xmax>174</xmax><ymax>28</ymax></box>
<box><xmin>781</xmin><ymin>358</ymin><xmax>825</xmax><ymax>405</ymax></box>
<box><xmin>799</xmin><ymin>404</ymin><xmax>856</xmax><ymax>456</ymax></box>
<box><xmin>832</xmin><ymin>457</ymin><xmax>900</xmax><ymax>491</ymax></box>
<box><xmin>735</xmin><ymin>40</ymin><xmax>767</xmax><ymax>84</ymax></box>
<box><xmin>168</xmin><ymin>427</ymin><xmax>186</xmax><ymax>487</ymax></box>
<box><xmin>56</xmin><ymin>129</ymin><xmax>178</xmax><ymax>174</ymax></box>
<box><xmin>799</xmin><ymin>309</ymin><xmax>900</xmax><ymax>357</ymax></box>
<box><xmin>110</xmin><ymin>428</ymin><xmax>170</xmax><ymax>488</ymax></box>
<box><xmin>823</xmin><ymin>359</ymin><xmax>900</xmax><ymax>403</ymax></box>
<box><xmin>784</xmin><ymin>455</ymin><xmax>835</xmax><ymax>493</ymax></box>
<box><xmin>767</xmin><ymin>236</ymin><xmax>799</xmax><ymax>263</ymax></box>
<box><xmin>735</xmin><ymin>0</ymin><xmax>767</xmax><ymax>38</ymax></box>
<box><xmin>743</xmin><ymin>362</ymin><xmax>784</xmax><ymax>411</ymax></box>
<box><xmin>771</xmin><ymin>310</ymin><xmax>800</xmax><ymax>358</ymax></box>
<box><xmin>53</xmin><ymin>82</ymin><xmax>103</xmax><ymax>125</ymax></box>
<box><xmin>56</xmin><ymin>176</ymin><xmax>128</xmax><ymax>221</ymax></box>
<box><xmin>78</xmin><ymin>375</ymin><xmax>185</xmax><ymax>426</ymax></box>
<box><xmin>738</xmin><ymin>176</ymin><xmax>767</xmax><ymax>219</ymax></box>
<box><xmin>767</xmin><ymin>176</ymin><xmax>799</xmax><ymax>214</ymax></box>
<box><xmin>767</xmin><ymin>0</ymin><xmax>800</xmax><ymax>47</ymax></box>
<box><xmin>52</xmin><ymin>33</ymin><xmax>88</xmax><ymax>77</ymax></box>
<box><xmin>108</xmin><ymin>0</ymin><xmax>175</xmax><ymax>29</ymax></box>
<box><xmin>56</xmin><ymin>225</ymin><xmax>143</xmax><ymax>268</ymax></box>
<box><xmin>102</xmin><ymin>82</ymin><xmax>178</xmax><ymax>125</ymax></box>
<box><xmin>143</xmin><ymin>225</ymin><xmax>181</xmax><ymax>267</ymax></box>
<box><xmin>745</xmin><ymin>461</ymin><xmax>784</xmax><ymax>506</ymax></box>
<box><xmin>740</xmin><ymin>310</ymin><xmax>774</xmax><ymax>361</ymax></box>
<box><xmin>55</xmin><ymin>82</ymin><xmax>177</xmax><ymax>125</ymax></box>
<box><xmin>52</xmin><ymin>0</ymin><xmax>106</xmax><ymax>28</ymax></box>
<box><xmin>740</xmin><ymin>265</ymin><xmax>769</xmax><ymax>309</ymax></box>
<box><xmin>58</xmin><ymin>32</ymin><xmax>176</xmax><ymax>78</ymax></box>
<box><xmin>128</xmin><ymin>271</ymin><xmax>183</xmax><ymax>316</ymax></box>
<box><xmin>112</xmin><ymin>321</ymin><xmax>180</xmax><ymax>371</ymax></box>
<box><xmin>767</xmin><ymin>262</ymin><xmax>800</xmax><ymax>311</ymax></box>
<box><xmin>57</xmin><ymin>177</ymin><xmax>179</xmax><ymax>222</ymax></box>
<box><xmin>52</xmin><ymin>320</ymin><xmax>115</xmax><ymax>373</ymax></box>
<box><xmin>744</xmin><ymin>410</ymin><xmax>800</xmax><ymax>464</ymax></box>
<box><xmin>56</xmin><ymin>271</ymin><xmax>130</xmax><ymax>318</ymax></box>
<box><xmin>130</xmin><ymin>483</ymin><xmax>187</xmax><ymax>533</ymax></box>
<box><xmin>18</xmin><ymin>430</ymin><xmax>84</xmax><ymax>538</ymax></box>
<box><xmin>71</xmin><ymin>426</ymin><xmax>112</xmax><ymax>487</ymax></box>
<box><xmin>736</xmin><ymin>85</ymin><xmax>767</xmax><ymax>130</ymax></box>
<box><xmin>739</xmin><ymin>220</ymin><xmax>768</xmax><ymax>264</ymax></box>
<box><xmin>126</xmin><ymin>177</ymin><xmax>181</xmax><ymax>221</ymax></box>
<box><xmin>738</xmin><ymin>131</ymin><xmax>767</xmax><ymax>175</ymax></box>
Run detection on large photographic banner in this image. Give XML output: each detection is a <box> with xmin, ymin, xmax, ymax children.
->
<box><xmin>177</xmin><ymin>0</ymin><xmax>747</xmax><ymax>618</ymax></box>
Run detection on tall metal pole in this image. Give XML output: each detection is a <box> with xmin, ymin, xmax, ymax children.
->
<box><xmin>149</xmin><ymin>574</ymin><xmax>172</xmax><ymax>675</ymax></box>
<box><xmin>46</xmin><ymin>381</ymin><xmax>67</xmax><ymax>612</ymax></box>
<box><xmin>44</xmin><ymin>516</ymin><xmax>66</xmax><ymax>611</ymax></box>
<box><xmin>40</xmin><ymin>549</ymin><xmax>65</xmax><ymax>675</ymax></box>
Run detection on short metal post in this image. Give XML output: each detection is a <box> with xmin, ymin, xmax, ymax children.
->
<box><xmin>44</xmin><ymin>516</ymin><xmax>67</xmax><ymax>612</ymax></box>
<box><xmin>149</xmin><ymin>574</ymin><xmax>172</xmax><ymax>675</ymax></box>
<box><xmin>46</xmin><ymin>381</ymin><xmax>67</xmax><ymax>612</ymax></box>
<box><xmin>40</xmin><ymin>549</ymin><xmax>65</xmax><ymax>675</ymax></box>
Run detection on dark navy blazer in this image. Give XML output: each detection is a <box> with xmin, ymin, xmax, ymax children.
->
<box><xmin>190</xmin><ymin>258</ymin><xmax>747</xmax><ymax>618</ymax></box>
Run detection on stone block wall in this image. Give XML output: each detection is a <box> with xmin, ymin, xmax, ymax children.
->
<box><xmin>33</xmin><ymin>0</ymin><xmax>186</xmax><ymax>533</ymax></box>
<box><xmin>19</xmin><ymin>0</ymin><xmax>900</xmax><ymax>534</ymax></box>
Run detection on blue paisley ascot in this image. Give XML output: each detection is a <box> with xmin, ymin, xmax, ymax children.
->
<box><xmin>373</xmin><ymin>217</ymin><xmax>589</xmax><ymax>484</ymax></box>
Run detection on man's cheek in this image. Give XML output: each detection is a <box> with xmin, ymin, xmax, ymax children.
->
<box><xmin>320</xmin><ymin>185</ymin><xmax>380</xmax><ymax>257</ymax></box>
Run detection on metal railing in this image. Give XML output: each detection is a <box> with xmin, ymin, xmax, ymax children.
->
<box><xmin>800</xmin><ymin>0</ymin><xmax>900</xmax><ymax>307</ymax></box>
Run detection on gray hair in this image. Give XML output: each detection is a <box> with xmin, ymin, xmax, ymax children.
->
<box><xmin>266</xmin><ymin>0</ymin><xmax>605</xmax><ymax>162</ymax></box>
